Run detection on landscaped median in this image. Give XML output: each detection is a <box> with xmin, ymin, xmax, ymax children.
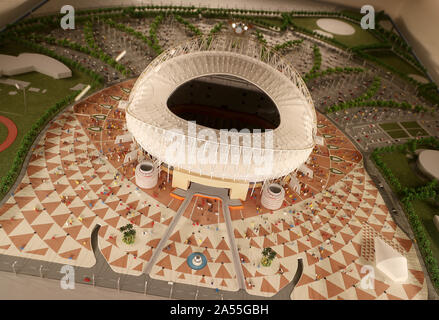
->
<box><xmin>307</xmin><ymin>45</ymin><xmax>322</xmax><ymax>76</ymax></box>
<box><xmin>326</xmin><ymin>98</ymin><xmax>429</xmax><ymax>114</ymax></box>
<box><xmin>174</xmin><ymin>14</ymin><xmax>202</xmax><ymax>37</ymax></box>
<box><xmin>371</xmin><ymin>137</ymin><xmax>439</xmax><ymax>292</ymax></box>
<box><xmin>273</xmin><ymin>39</ymin><xmax>303</xmax><ymax>52</ymax></box>
<box><xmin>325</xmin><ymin>75</ymin><xmax>429</xmax><ymax>114</ymax></box>
<box><xmin>325</xmin><ymin>76</ymin><xmax>380</xmax><ymax>112</ymax></box>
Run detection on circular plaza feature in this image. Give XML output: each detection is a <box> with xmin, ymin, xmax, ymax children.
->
<box><xmin>126</xmin><ymin>35</ymin><xmax>317</xmax><ymax>184</ymax></box>
<box><xmin>417</xmin><ymin>149</ymin><xmax>439</xmax><ymax>180</ymax></box>
<box><xmin>316</xmin><ymin>18</ymin><xmax>355</xmax><ymax>35</ymax></box>
<box><xmin>187</xmin><ymin>252</ymin><xmax>208</xmax><ymax>270</ymax></box>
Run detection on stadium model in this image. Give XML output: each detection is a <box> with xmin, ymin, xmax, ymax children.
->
<box><xmin>127</xmin><ymin>34</ymin><xmax>317</xmax><ymax>200</ymax></box>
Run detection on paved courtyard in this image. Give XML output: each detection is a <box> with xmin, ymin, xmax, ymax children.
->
<box><xmin>0</xmin><ymin>80</ymin><xmax>428</xmax><ymax>299</ymax></box>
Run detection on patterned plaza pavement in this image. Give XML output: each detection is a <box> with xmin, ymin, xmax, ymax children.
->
<box><xmin>0</xmin><ymin>80</ymin><xmax>428</xmax><ymax>299</ymax></box>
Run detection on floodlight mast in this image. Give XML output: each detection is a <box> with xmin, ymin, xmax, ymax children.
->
<box><xmin>15</xmin><ymin>83</ymin><xmax>27</xmax><ymax>115</ymax></box>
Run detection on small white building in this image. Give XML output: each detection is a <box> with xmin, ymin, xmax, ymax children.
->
<box><xmin>0</xmin><ymin>53</ymin><xmax>71</xmax><ymax>79</ymax></box>
<box><xmin>375</xmin><ymin>237</ymin><xmax>408</xmax><ymax>282</ymax></box>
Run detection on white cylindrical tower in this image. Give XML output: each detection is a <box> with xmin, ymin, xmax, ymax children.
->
<box><xmin>434</xmin><ymin>215</ymin><xmax>439</xmax><ymax>232</ymax></box>
<box><xmin>135</xmin><ymin>161</ymin><xmax>158</xmax><ymax>189</ymax></box>
<box><xmin>261</xmin><ymin>183</ymin><xmax>285</xmax><ymax>211</ymax></box>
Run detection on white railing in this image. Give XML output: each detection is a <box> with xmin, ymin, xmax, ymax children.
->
<box><xmin>129</xmin><ymin>34</ymin><xmax>315</xmax><ymax>109</ymax></box>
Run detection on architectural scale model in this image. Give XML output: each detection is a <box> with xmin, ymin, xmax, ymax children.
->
<box><xmin>0</xmin><ymin>0</ymin><xmax>438</xmax><ymax>301</ymax></box>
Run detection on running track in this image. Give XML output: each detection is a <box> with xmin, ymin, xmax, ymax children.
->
<box><xmin>0</xmin><ymin>115</ymin><xmax>18</xmax><ymax>152</ymax></box>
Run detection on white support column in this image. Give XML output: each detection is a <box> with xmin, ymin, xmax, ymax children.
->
<box><xmin>250</xmin><ymin>182</ymin><xmax>256</xmax><ymax>197</ymax></box>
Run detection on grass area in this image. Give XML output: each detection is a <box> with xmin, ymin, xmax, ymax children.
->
<box><xmin>400</xmin><ymin>121</ymin><xmax>421</xmax><ymax>129</ymax></box>
<box><xmin>407</xmin><ymin>128</ymin><xmax>429</xmax><ymax>137</ymax></box>
<box><xmin>0</xmin><ymin>43</ymin><xmax>96</xmax><ymax>179</ymax></box>
<box><xmin>292</xmin><ymin>17</ymin><xmax>382</xmax><ymax>48</ymax></box>
<box><xmin>379</xmin><ymin>122</ymin><xmax>402</xmax><ymax>131</ymax></box>
<box><xmin>0</xmin><ymin>121</ymin><xmax>8</xmax><ymax>145</ymax></box>
<box><xmin>380</xmin><ymin>151</ymin><xmax>425</xmax><ymax>188</ymax></box>
<box><xmin>367</xmin><ymin>50</ymin><xmax>424</xmax><ymax>76</ymax></box>
<box><xmin>0</xmin><ymin>70</ymin><xmax>92</xmax><ymax>178</ymax></box>
<box><xmin>412</xmin><ymin>198</ymin><xmax>439</xmax><ymax>263</ymax></box>
<box><xmin>386</xmin><ymin>130</ymin><xmax>409</xmax><ymax>139</ymax></box>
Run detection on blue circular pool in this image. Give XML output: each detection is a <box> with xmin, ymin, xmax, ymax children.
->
<box><xmin>187</xmin><ymin>252</ymin><xmax>207</xmax><ymax>270</ymax></box>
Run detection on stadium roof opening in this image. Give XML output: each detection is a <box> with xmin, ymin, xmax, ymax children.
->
<box><xmin>167</xmin><ymin>74</ymin><xmax>280</xmax><ymax>131</ymax></box>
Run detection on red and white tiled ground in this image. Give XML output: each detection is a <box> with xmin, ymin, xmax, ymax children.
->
<box><xmin>0</xmin><ymin>81</ymin><xmax>427</xmax><ymax>299</ymax></box>
<box><xmin>151</xmin><ymin>196</ymin><xmax>240</xmax><ymax>290</ymax></box>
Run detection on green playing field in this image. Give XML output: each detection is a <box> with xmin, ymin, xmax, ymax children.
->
<box><xmin>400</xmin><ymin>121</ymin><xmax>422</xmax><ymax>129</ymax></box>
<box><xmin>386</xmin><ymin>129</ymin><xmax>409</xmax><ymax>139</ymax></box>
<box><xmin>379</xmin><ymin>122</ymin><xmax>402</xmax><ymax>131</ymax></box>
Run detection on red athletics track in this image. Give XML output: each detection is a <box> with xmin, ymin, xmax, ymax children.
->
<box><xmin>0</xmin><ymin>115</ymin><xmax>18</xmax><ymax>152</ymax></box>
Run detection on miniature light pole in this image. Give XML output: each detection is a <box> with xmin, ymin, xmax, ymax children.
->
<box><xmin>15</xmin><ymin>83</ymin><xmax>27</xmax><ymax>115</ymax></box>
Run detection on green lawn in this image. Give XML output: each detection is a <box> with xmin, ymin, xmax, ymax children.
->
<box><xmin>380</xmin><ymin>151</ymin><xmax>425</xmax><ymax>188</ymax></box>
<box><xmin>292</xmin><ymin>17</ymin><xmax>382</xmax><ymax>48</ymax></box>
<box><xmin>407</xmin><ymin>128</ymin><xmax>429</xmax><ymax>137</ymax></box>
<box><xmin>386</xmin><ymin>130</ymin><xmax>409</xmax><ymax>139</ymax></box>
<box><xmin>400</xmin><ymin>121</ymin><xmax>421</xmax><ymax>129</ymax></box>
<box><xmin>0</xmin><ymin>70</ymin><xmax>93</xmax><ymax>177</ymax></box>
<box><xmin>380</xmin><ymin>122</ymin><xmax>402</xmax><ymax>131</ymax></box>
<box><xmin>0</xmin><ymin>121</ymin><xmax>8</xmax><ymax>145</ymax></box>
<box><xmin>412</xmin><ymin>199</ymin><xmax>439</xmax><ymax>263</ymax></box>
<box><xmin>0</xmin><ymin>43</ymin><xmax>96</xmax><ymax>179</ymax></box>
<box><xmin>367</xmin><ymin>50</ymin><xmax>425</xmax><ymax>76</ymax></box>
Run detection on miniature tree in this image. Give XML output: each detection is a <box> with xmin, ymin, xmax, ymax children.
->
<box><xmin>261</xmin><ymin>247</ymin><xmax>277</xmax><ymax>267</ymax></box>
<box><xmin>119</xmin><ymin>223</ymin><xmax>136</xmax><ymax>245</ymax></box>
